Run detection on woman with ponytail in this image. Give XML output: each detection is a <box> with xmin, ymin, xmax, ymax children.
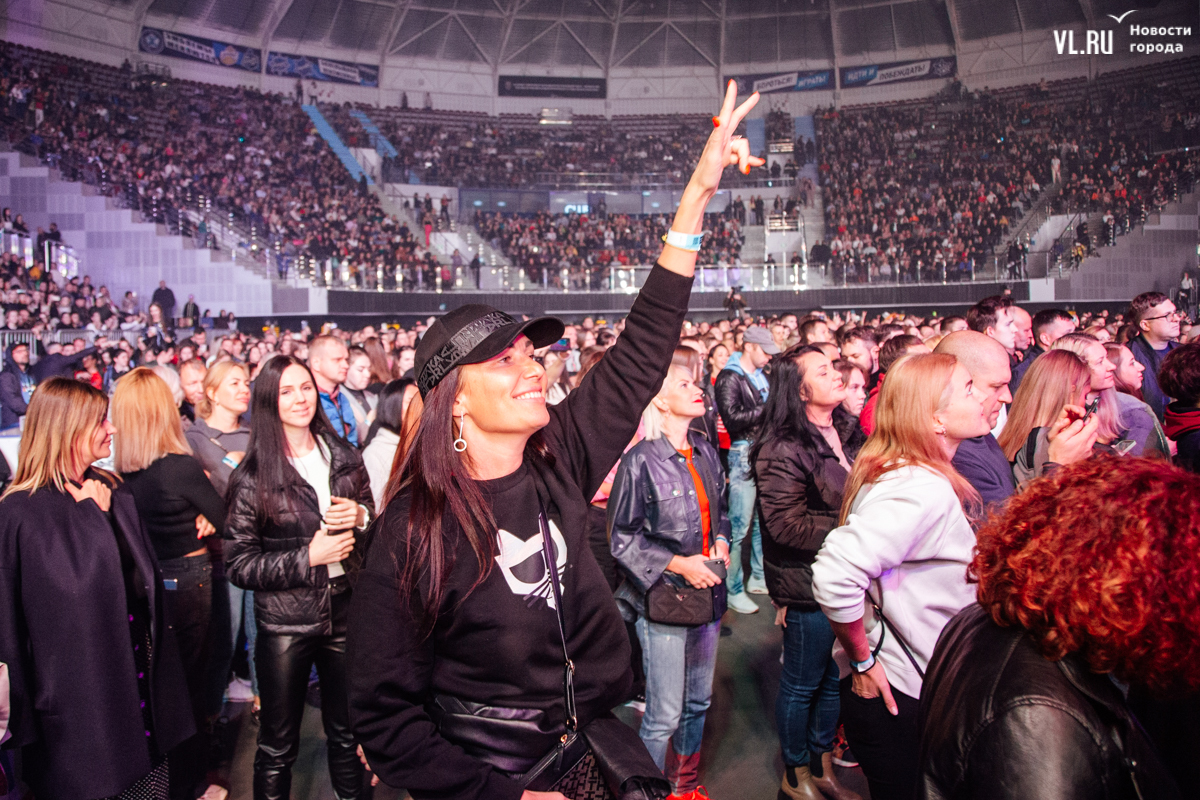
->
<box><xmin>811</xmin><ymin>353</ymin><xmax>991</xmax><ymax>800</ymax></box>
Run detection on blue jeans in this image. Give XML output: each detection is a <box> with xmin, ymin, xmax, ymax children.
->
<box><xmin>777</xmin><ymin>608</ymin><xmax>841</xmax><ymax>767</ymax></box>
<box><xmin>636</xmin><ymin>616</ymin><xmax>721</xmax><ymax>767</ymax></box>
<box><xmin>726</xmin><ymin>441</ymin><xmax>763</xmax><ymax>595</ymax></box>
<box><xmin>228</xmin><ymin>582</ymin><xmax>259</xmax><ymax>695</ymax></box>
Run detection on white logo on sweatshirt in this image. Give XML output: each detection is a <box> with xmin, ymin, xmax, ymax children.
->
<box><xmin>495</xmin><ymin>520</ymin><xmax>567</xmax><ymax>609</ymax></box>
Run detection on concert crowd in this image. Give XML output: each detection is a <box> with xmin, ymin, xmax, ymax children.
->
<box><xmin>2</xmin><ymin>59</ymin><xmax>1200</xmax><ymax>800</ymax></box>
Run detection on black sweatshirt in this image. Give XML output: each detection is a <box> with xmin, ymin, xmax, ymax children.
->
<box><xmin>123</xmin><ymin>453</ymin><xmax>226</xmax><ymax>561</ymax></box>
<box><xmin>348</xmin><ymin>264</ymin><xmax>692</xmax><ymax>800</ymax></box>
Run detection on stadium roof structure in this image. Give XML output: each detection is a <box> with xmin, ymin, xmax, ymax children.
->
<box><xmin>98</xmin><ymin>0</ymin><xmax>1198</xmax><ymax>72</ymax></box>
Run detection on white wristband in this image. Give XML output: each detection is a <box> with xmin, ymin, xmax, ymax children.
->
<box><xmin>664</xmin><ymin>229</ymin><xmax>704</xmax><ymax>252</ymax></box>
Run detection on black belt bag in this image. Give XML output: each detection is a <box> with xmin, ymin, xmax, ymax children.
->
<box><xmin>427</xmin><ymin>505</ymin><xmax>670</xmax><ymax>800</ymax></box>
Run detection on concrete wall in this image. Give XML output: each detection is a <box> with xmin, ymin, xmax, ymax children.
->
<box><xmin>0</xmin><ymin>151</ymin><xmax>274</xmax><ymax>316</ymax></box>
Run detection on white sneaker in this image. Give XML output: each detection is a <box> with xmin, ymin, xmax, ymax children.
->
<box><xmin>727</xmin><ymin>591</ymin><xmax>760</xmax><ymax>614</ymax></box>
<box><xmin>225</xmin><ymin>677</ymin><xmax>254</xmax><ymax>703</ymax></box>
<box><xmin>746</xmin><ymin>576</ymin><xmax>769</xmax><ymax>595</ymax></box>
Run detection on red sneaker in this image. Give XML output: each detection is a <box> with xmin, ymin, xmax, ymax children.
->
<box><xmin>669</xmin><ymin>787</ymin><xmax>713</xmax><ymax>800</ymax></box>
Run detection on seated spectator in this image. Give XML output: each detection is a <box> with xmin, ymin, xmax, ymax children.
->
<box><xmin>918</xmin><ymin>456</ymin><xmax>1200</xmax><ymax>800</ymax></box>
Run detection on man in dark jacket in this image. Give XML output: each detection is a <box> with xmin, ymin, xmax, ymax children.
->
<box><xmin>936</xmin><ymin>332</ymin><xmax>1015</xmax><ymax>512</ymax></box>
<box><xmin>1127</xmin><ymin>291</ymin><xmax>1181</xmax><ymax>421</ymax></box>
<box><xmin>151</xmin><ymin>280</ymin><xmax>177</xmax><ymax>322</ymax></box>
<box><xmin>0</xmin><ymin>342</ymin><xmax>34</xmax><ymax>431</ymax></box>
<box><xmin>29</xmin><ymin>342</ymin><xmax>98</xmax><ymax>383</ymax></box>
<box><xmin>715</xmin><ymin>326</ymin><xmax>777</xmax><ymax>613</ymax></box>
<box><xmin>1009</xmin><ymin>308</ymin><xmax>1075</xmax><ymax>396</ymax></box>
<box><xmin>938</xmin><ymin>331</ymin><xmax>1095</xmax><ymax>515</ymax></box>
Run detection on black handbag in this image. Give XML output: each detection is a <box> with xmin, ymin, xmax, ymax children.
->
<box><xmin>429</xmin><ymin>505</ymin><xmax>670</xmax><ymax>800</ymax></box>
<box><xmin>645</xmin><ymin>560</ymin><xmax>727</xmax><ymax>626</ymax></box>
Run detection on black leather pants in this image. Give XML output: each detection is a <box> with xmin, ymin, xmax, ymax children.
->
<box><xmin>252</xmin><ymin>590</ymin><xmax>364</xmax><ymax>800</ymax></box>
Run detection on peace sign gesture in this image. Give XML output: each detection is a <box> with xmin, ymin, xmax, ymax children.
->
<box><xmin>689</xmin><ymin>81</ymin><xmax>765</xmax><ymax>196</ymax></box>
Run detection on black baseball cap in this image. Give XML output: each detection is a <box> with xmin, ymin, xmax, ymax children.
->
<box><xmin>414</xmin><ymin>304</ymin><xmax>564</xmax><ymax>397</ymax></box>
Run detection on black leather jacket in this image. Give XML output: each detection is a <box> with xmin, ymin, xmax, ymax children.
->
<box><xmin>224</xmin><ymin>434</ymin><xmax>374</xmax><ymax>636</ymax></box>
<box><xmin>608</xmin><ymin>434</ymin><xmax>732</xmax><ymax>598</ymax></box>
<box><xmin>753</xmin><ymin>408</ymin><xmax>865</xmax><ymax>609</ymax></box>
<box><xmin>715</xmin><ymin>365</ymin><xmax>765</xmax><ymax>442</ymax></box>
<box><xmin>918</xmin><ymin>604</ymin><xmax>1180</xmax><ymax>800</ymax></box>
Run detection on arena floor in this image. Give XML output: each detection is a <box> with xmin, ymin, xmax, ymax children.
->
<box><xmin>215</xmin><ymin>599</ymin><xmax>870</xmax><ymax>800</ymax></box>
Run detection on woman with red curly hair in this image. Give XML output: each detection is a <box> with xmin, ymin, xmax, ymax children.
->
<box><xmin>917</xmin><ymin>456</ymin><xmax>1200</xmax><ymax>800</ymax></box>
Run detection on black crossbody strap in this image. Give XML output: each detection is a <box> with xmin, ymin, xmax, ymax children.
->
<box><xmin>538</xmin><ymin>501</ymin><xmax>577</xmax><ymax>733</ymax></box>
<box><xmin>868</xmin><ymin>586</ymin><xmax>925</xmax><ymax>680</ymax></box>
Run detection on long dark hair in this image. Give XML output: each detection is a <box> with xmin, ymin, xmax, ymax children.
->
<box><xmin>228</xmin><ymin>354</ymin><xmax>337</xmax><ymax>519</ymax></box>
<box><xmin>362</xmin><ymin>377</ymin><xmax>415</xmax><ymax>447</ymax></box>
<box><xmin>751</xmin><ymin>346</ymin><xmax>827</xmax><ymax>467</ymax></box>
<box><xmin>391</xmin><ymin>365</ymin><xmax>553</xmax><ymax>640</ymax></box>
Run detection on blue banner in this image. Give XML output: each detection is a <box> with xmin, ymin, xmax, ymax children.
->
<box><xmin>728</xmin><ymin>70</ymin><xmax>833</xmax><ymax>95</ymax></box>
<box><xmin>840</xmin><ymin>57</ymin><xmax>956</xmax><ymax>88</ymax></box>
<box><xmin>138</xmin><ymin>27</ymin><xmax>261</xmax><ymax>72</ymax></box>
<box><xmin>266</xmin><ymin>52</ymin><xmax>379</xmax><ymax>87</ymax></box>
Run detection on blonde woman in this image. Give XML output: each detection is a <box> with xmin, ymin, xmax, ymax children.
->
<box><xmin>185</xmin><ymin>360</ymin><xmax>252</xmax><ymax>498</ymax></box>
<box><xmin>0</xmin><ymin>379</ymin><xmax>194</xmax><ymax>800</ymax></box>
<box><xmin>112</xmin><ymin>368</ymin><xmax>227</xmax><ymax>800</ymax></box>
<box><xmin>184</xmin><ymin>360</ymin><xmax>259</xmax><ymax>717</ymax></box>
<box><xmin>1053</xmin><ymin>333</ymin><xmax>1166</xmax><ymax>457</ymax></box>
<box><xmin>609</xmin><ymin>365</ymin><xmax>732</xmax><ymax>798</ymax></box>
<box><xmin>997</xmin><ymin>350</ymin><xmax>1100</xmax><ymax>486</ymax></box>
<box><xmin>811</xmin><ymin>353</ymin><xmax>990</xmax><ymax>800</ymax></box>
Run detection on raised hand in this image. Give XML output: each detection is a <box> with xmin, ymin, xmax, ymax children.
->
<box><xmin>689</xmin><ymin>81</ymin><xmax>765</xmax><ymax>196</ymax></box>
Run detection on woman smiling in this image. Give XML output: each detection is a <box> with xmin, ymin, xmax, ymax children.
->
<box><xmin>348</xmin><ymin>83</ymin><xmax>763</xmax><ymax>800</ymax></box>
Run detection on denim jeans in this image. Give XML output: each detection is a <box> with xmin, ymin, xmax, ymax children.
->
<box><xmin>635</xmin><ymin>616</ymin><xmax>721</xmax><ymax>768</ymax></box>
<box><xmin>228</xmin><ymin>582</ymin><xmax>259</xmax><ymax>695</ymax></box>
<box><xmin>726</xmin><ymin>441</ymin><xmax>763</xmax><ymax>595</ymax></box>
<box><xmin>777</xmin><ymin>608</ymin><xmax>841</xmax><ymax>767</ymax></box>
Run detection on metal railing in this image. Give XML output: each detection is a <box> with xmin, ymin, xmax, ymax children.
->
<box><xmin>294</xmin><ymin>255</ymin><xmax>1022</xmax><ymax>294</ymax></box>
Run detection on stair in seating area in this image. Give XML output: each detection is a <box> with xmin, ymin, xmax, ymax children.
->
<box><xmin>349</xmin><ymin>109</ymin><xmax>399</xmax><ymax>158</ymax></box>
<box><xmin>302</xmin><ymin>104</ymin><xmax>372</xmax><ymax>184</ymax></box>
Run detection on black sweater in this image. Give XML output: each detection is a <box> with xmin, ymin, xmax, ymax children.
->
<box><xmin>348</xmin><ymin>264</ymin><xmax>692</xmax><ymax>800</ymax></box>
<box><xmin>123</xmin><ymin>453</ymin><xmax>226</xmax><ymax>561</ymax></box>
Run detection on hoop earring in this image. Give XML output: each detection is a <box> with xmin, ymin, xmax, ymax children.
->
<box><xmin>453</xmin><ymin>415</ymin><xmax>467</xmax><ymax>453</ymax></box>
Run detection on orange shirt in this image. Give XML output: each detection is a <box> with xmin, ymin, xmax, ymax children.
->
<box><xmin>678</xmin><ymin>446</ymin><xmax>710</xmax><ymax>556</ymax></box>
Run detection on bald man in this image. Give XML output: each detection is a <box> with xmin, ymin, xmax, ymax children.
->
<box><xmin>936</xmin><ymin>332</ymin><xmax>1016</xmax><ymax>510</ymax></box>
<box><xmin>937</xmin><ymin>331</ymin><xmax>1097</xmax><ymax>513</ymax></box>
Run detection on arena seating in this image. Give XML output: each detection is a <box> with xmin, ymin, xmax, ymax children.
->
<box><xmin>814</xmin><ymin>58</ymin><xmax>1200</xmax><ymax>285</ymax></box>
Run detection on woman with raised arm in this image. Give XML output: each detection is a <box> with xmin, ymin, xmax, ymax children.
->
<box><xmin>348</xmin><ymin>84</ymin><xmax>762</xmax><ymax>800</ymax></box>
